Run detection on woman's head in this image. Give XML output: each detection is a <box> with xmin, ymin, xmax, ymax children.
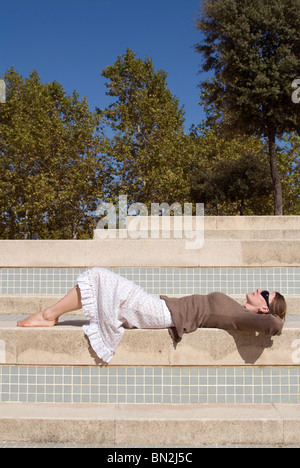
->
<box><xmin>246</xmin><ymin>289</ymin><xmax>287</xmax><ymax>321</ymax></box>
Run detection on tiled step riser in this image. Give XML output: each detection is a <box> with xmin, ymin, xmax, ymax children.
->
<box><xmin>1</xmin><ymin>266</ymin><xmax>299</xmax><ymax>296</ymax></box>
<box><xmin>1</xmin><ymin>320</ymin><xmax>300</xmax><ymax>404</ymax></box>
<box><xmin>1</xmin><ymin>365</ymin><xmax>299</xmax><ymax>405</ymax></box>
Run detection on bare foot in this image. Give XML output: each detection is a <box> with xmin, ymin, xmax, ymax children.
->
<box><xmin>17</xmin><ymin>311</ymin><xmax>58</xmax><ymax>328</ymax></box>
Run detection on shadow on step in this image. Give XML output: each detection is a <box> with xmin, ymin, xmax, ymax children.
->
<box><xmin>227</xmin><ymin>331</ymin><xmax>274</xmax><ymax>364</ymax></box>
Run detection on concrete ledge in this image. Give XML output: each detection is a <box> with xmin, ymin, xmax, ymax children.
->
<box><xmin>94</xmin><ymin>229</ymin><xmax>300</xmax><ymax>240</ymax></box>
<box><xmin>1</xmin><ymin>295</ymin><xmax>299</xmax><ymax>316</ymax></box>
<box><xmin>1</xmin><ymin>216</ymin><xmax>298</xmax><ymax>267</ymax></box>
<box><xmin>0</xmin><ymin>296</ymin><xmax>83</xmax><ymax>316</ymax></box>
<box><xmin>0</xmin><ymin>402</ymin><xmax>299</xmax><ymax>445</ymax></box>
<box><xmin>204</xmin><ymin>216</ymin><xmax>300</xmax><ymax>230</ymax></box>
<box><xmin>123</xmin><ymin>215</ymin><xmax>300</xmax><ymax>231</ymax></box>
<box><xmin>0</xmin><ymin>319</ymin><xmax>299</xmax><ymax>366</ymax></box>
<box><xmin>194</xmin><ymin>229</ymin><xmax>300</xmax><ymax>240</ymax></box>
<box><xmin>94</xmin><ymin>215</ymin><xmax>300</xmax><ymax>240</ymax></box>
<box><xmin>0</xmin><ymin>239</ymin><xmax>299</xmax><ymax>267</ymax></box>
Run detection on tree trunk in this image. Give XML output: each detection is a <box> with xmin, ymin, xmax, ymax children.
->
<box><xmin>268</xmin><ymin>126</ymin><xmax>283</xmax><ymax>215</ymax></box>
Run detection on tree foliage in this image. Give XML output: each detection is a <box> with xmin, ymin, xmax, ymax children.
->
<box><xmin>278</xmin><ymin>132</ymin><xmax>300</xmax><ymax>214</ymax></box>
<box><xmin>195</xmin><ymin>0</ymin><xmax>300</xmax><ymax>214</ymax></box>
<box><xmin>99</xmin><ymin>48</ymin><xmax>192</xmax><ymax>207</ymax></box>
<box><xmin>0</xmin><ymin>35</ymin><xmax>299</xmax><ymax>241</ymax></box>
<box><xmin>189</xmin><ymin>124</ymin><xmax>274</xmax><ymax>214</ymax></box>
<box><xmin>191</xmin><ymin>153</ymin><xmax>273</xmax><ymax>215</ymax></box>
<box><xmin>0</xmin><ymin>67</ymin><xmax>105</xmax><ymax>239</ymax></box>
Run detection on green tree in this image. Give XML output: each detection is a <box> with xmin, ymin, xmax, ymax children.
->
<box><xmin>0</xmin><ymin>68</ymin><xmax>105</xmax><ymax>239</ymax></box>
<box><xmin>191</xmin><ymin>153</ymin><xmax>273</xmax><ymax>215</ymax></box>
<box><xmin>100</xmin><ymin>48</ymin><xmax>192</xmax><ymax>207</ymax></box>
<box><xmin>189</xmin><ymin>124</ymin><xmax>274</xmax><ymax>214</ymax></box>
<box><xmin>278</xmin><ymin>132</ymin><xmax>300</xmax><ymax>214</ymax></box>
<box><xmin>195</xmin><ymin>0</ymin><xmax>300</xmax><ymax>214</ymax></box>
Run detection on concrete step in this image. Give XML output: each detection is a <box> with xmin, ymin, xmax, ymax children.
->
<box><xmin>1</xmin><ymin>239</ymin><xmax>299</xmax><ymax>267</ymax></box>
<box><xmin>203</xmin><ymin>216</ymin><xmax>300</xmax><ymax>230</ymax></box>
<box><xmin>0</xmin><ymin>315</ymin><xmax>299</xmax><ymax>366</ymax></box>
<box><xmin>0</xmin><ymin>402</ymin><xmax>299</xmax><ymax>446</ymax></box>
<box><xmin>0</xmin><ymin>294</ymin><xmax>299</xmax><ymax>316</ymax></box>
<box><xmin>124</xmin><ymin>215</ymin><xmax>300</xmax><ymax>231</ymax></box>
<box><xmin>94</xmin><ymin>215</ymin><xmax>300</xmax><ymax>240</ymax></box>
<box><xmin>203</xmin><ymin>229</ymin><xmax>300</xmax><ymax>240</ymax></box>
<box><xmin>0</xmin><ymin>295</ymin><xmax>84</xmax><ymax>317</ymax></box>
<box><xmin>94</xmin><ymin>228</ymin><xmax>300</xmax><ymax>240</ymax></box>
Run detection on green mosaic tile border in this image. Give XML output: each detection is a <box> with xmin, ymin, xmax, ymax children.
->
<box><xmin>1</xmin><ymin>366</ymin><xmax>299</xmax><ymax>404</ymax></box>
<box><xmin>0</xmin><ymin>267</ymin><xmax>299</xmax><ymax>295</ymax></box>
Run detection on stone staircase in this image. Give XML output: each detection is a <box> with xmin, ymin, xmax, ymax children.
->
<box><xmin>0</xmin><ymin>216</ymin><xmax>299</xmax><ymax>447</ymax></box>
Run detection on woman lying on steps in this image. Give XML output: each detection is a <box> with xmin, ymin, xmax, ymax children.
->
<box><xmin>17</xmin><ymin>267</ymin><xmax>287</xmax><ymax>364</ymax></box>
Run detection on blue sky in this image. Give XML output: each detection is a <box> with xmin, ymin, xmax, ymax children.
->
<box><xmin>0</xmin><ymin>0</ymin><xmax>208</xmax><ymax>131</ymax></box>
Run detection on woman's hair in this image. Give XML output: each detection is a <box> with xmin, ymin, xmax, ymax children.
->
<box><xmin>270</xmin><ymin>292</ymin><xmax>287</xmax><ymax>321</ymax></box>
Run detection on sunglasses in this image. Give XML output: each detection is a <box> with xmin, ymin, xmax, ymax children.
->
<box><xmin>260</xmin><ymin>290</ymin><xmax>270</xmax><ymax>308</ymax></box>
